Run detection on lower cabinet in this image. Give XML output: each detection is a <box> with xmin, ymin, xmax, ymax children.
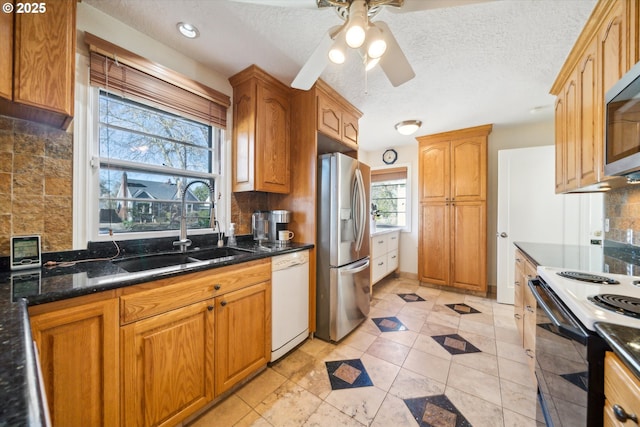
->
<box><xmin>513</xmin><ymin>248</ymin><xmax>537</xmax><ymax>382</ymax></box>
<box><xmin>31</xmin><ymin>258</ymin><xmax>272</xmax><ymax>427</ymax></box>
<box><xmin>604</xmin><ymin>351</ymin><xmax>640</xmax><ymax>427</ymax></box>
<box><xmin>121</xmin><ymin>299</ymin><xmax>215</xmax><ymax>427</ymax></box>
<box><xmin>215</xmin><ymin>281</ymin><xmax>271</xmax><ymax>395</ymax></box>
<box><xmin>371</xmin><ymin>230</ymin><xmax>400</xmax><ymax>286</ymax></box>
<box><xmin>29</xmin><ymin>294</ymin><xmax>120</xmax><ymax>427</ymax></box>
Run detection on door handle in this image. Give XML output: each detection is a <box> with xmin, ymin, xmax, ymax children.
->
<box><xmin>498</xmin><ymin>232</ymin><xmax>508</xmax><ymax>238</ymax></box>
<box><xmin>340</xmin><ymin>258</ymin><xmax>370</xmax><ymax>275</ymax></box>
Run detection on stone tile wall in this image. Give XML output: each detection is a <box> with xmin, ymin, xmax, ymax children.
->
<box><xmin>230</xmin><ymin>191</ymin><xmax>268</xmax><ymax>235</ymax></box>
<box><xmin>0</xmin><ymin>115</ymin><xmax>73</xmax><ymax>255</ymax></box>
<box><xmin>604</xmin><ymin>184</ymin><xmax>640</xmax><ymax>245</ymax></box>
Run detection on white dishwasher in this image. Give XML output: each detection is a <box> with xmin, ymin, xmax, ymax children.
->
<box><xmin>271</xmin><ymin>249</ymin><xmax>309</xmax><ymax>362</ymax></box>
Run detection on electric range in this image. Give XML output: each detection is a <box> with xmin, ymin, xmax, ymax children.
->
<box><xmin>537</xmin><ymin>266</ymin><xmax>640</xmax><ymax>330</ymax></box>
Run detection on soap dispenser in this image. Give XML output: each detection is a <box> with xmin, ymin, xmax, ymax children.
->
<box><xmin>227</xmin><ymin>223</ymin><xmax>237</xmax><ymax>246</ymax></box>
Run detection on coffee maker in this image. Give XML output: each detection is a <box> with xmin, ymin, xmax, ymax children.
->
<box><xmin>269</xmin><ymin>210</ymin><xmax>291</xmax><ymax>244</ymax></box>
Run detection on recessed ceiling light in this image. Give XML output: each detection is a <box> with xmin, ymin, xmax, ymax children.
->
<box><xmin>177</xmin><ymin>22</ymin><xmax>199</xmax><ymax>39</ymax></box>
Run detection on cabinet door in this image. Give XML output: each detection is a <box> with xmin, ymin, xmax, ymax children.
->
<box><xmin>599</xmin><ymin>1</ymin><xmax>628</xmax><ymax>95</ymax></box>
<box><xmin>256</xmin><ymin>83</ymin><xmax>290</xmax><ymax>193</ymax></box>
<box><xmin>30</xmin><ymin>298</ymin><xmax>119</xmax><ymax>427</ymax></box>
<box><xmin>418</xmin><ymin>203</ymin><xmax>449</xmax><ymax>285</ymax></box>
<box><xmin>342</xmin><ymin>110</ymin><xmax>359</xmax><ymax>148</ymax></box>
<box><xmin>232</xmin><ymin>80</ymin><xmax>256</xmax><ymax>192</ymax></box>
<box><xmin>122</xmin><ymin>300</ymin><xmax>215</xmax><ymax>427</ymax></box>
<box><xmin>578</xmin><ymin>39</ymin><xmax>599</xmax><ymax>186</ymax></box>
<box><xmin>0</xmin><ymin>1</ymin><xmax>12</xmax><ymax>100</ymax></box>
<box><xmin>514</xmin><ymin>251</ymin><xmax>525</xmax><ymax>343</ymax></box>
<box><xmin>215</xmin><ymin>281</ymin><xmax>271</xmax><ymax>395</ymax></box>
<box><xmin>523</xmin><ymin>280</ymin><xmax>537</xmax><ymax>382</ymax></box>
<box><xmin>450</xmin><ymin>201</ymin><xmax>486</xmax><ymax>292</ymax></box>
<box><xmin>564</xmin><ymin>77</ymin><xmax>579</xmax><ymax>190</ymax></box>
<box><xmin>419</xmin><ymin>141</ymin><xmax>450</xmax><ymax>202</ymax></box>
<box><xmin>450</xmin><ymin>137</ymin><xmax>487</xmax><ymax>201</ymax></box>
<box><xmin>555</xmin><ymin>94</ymin><xmax>566</xmax><ymax>193</ymax></box>
<box><xmin>13</xmin><ymin>0</ymin><xmax>75</xmax><ymax>116</ymax></box>
<box><xmin>317</xmin><ymin>94</ymin><xmax>342</xmax><ymax>141</ymax></box>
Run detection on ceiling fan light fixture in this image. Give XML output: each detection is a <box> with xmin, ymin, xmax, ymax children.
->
<box><xmin>365</xmin><ymin>56</ymin><xmax>380</xmax><ymax>71</ymax></box>
<box><xmin>176</xmin><ymin>22</ymin><xmax>199</xmax><ymax>39</ymax></box>
<box><xmin>345</xmin><ymin>0</ymin><xmax>367</xmax><ymax>48</ymax></box>
<box><xmin>366</xmin><ymin>25</ymin><xmax>387</xmax><ymax>59</ymax></box>
<box><xmin>395</xmin><ymin>120</ymin><xmax>422</xmax><ymax>135</ymax></box>
<box><xmin>329</xmin><ymin>46</ymin><xmax>346</xmax><ymax>64</ymax></box>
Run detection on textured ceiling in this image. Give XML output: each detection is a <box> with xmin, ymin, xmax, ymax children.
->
<box><xmin>84</xmin><ymin>0</ymin><xmax>597</xmax><ymax>151</ymax></box>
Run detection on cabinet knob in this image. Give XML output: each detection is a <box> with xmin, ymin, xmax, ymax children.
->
<box><xmin>214</xmin><ymin>284</ymin><xmax>221</xmax><ymax>290</ymax></box>
<box><xmin>207</xmin><ymin>305</ymin><xmax>214</xmax><ymax>311</ymax></box>
<box><xmin>525</xmin><ymin>305</ymin><xmax>534</xmax><ymax>313</ymax></box>
<box><xmin>514</xmin><ymin>313</ymin><xmax>522</xmax><ymax>319</ymax></box>
<box><xmin>220</xmin><ymin>300</ymin><xmax>227</xmax><ymax>307</ymax></box>
<box><xmin>525</xmin><ymin>349</ymin><xmax>534</xmax><ymax>359</ymax></box>
<box><xmin>514</xmin><ymin>281</ymin><xmax>520</xmax><ymax>286</ymax></box>
<box><xmin>378</xmin><ymin>262</ymin><xmax>384</xmax><ymax>266</ymax></box>
<box><xmin>613</xmin><ymin>404</ymin><xmax>638</xmax><ymax>423</ymax></box>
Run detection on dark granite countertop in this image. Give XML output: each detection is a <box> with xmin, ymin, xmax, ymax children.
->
<box><xmin>514</xmin><ymin>240</ymin><xmax>640</xmax><ymax>276</ymax></box>
<box><xmin>0</xmin><ymin>236</ymin><xmax>313</xmax><ymax>426</ymax></box>
<box><xmin>594</xmin><ymin>322</ymin><xmax>640</xmax><ymax>379</ymax></box>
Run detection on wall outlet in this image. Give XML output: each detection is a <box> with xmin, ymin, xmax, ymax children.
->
<box><xmin>627</xmin><ymin>228</ymin><xmax>634</xmax><ymax>245</ymax></box>
<box><xmin>604</xmin><ymin>218</ymin><xmax>610</xmax><ymax>232</ymax></box>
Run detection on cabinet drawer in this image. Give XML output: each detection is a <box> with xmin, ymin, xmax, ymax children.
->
<box><xmin>387</xmin><ymin>250</ymin><xmax>399</xmax><ymax>272</ymax></box>
<box><xmin>605</xmin><ymin>351</ymin><xmax>640</xmax><ymax>425</ymax></box>
<box><xmin>387</xmin><ymin>232</ymin><xmax>399</xmax><ymax>251</ymax></box>
<box><xmin>372</xmin><ymin>256</ymin><xmax>387</xmax><ymax>284</ymax></box>
<box><xmin>371</xmin><ymin>235</ymin><xmax>388</xmax><ymax>259</ymax></box>
<box><xmin>120</xmin><ymin>259</ymin><xmax>270</xmax><ymax>324</ymax></box>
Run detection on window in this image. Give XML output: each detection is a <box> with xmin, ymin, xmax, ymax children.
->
<box><xmin>97</xmin><ymin>92</ymin><xmax>222</xmax><ymax>235</ymax></box>
<box><xmin>80</xmin><ymin>39</ymin><xmax>230</xmax><ymax>242</ymax></box>
<box><xmin>371</xmin><ymin>166</ymin><xmax>408</xmax><ymax>228</ymax></box>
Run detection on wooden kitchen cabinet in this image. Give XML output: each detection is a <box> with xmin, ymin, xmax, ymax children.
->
<box><xmin>121</xmin><ymin>299</ymin><xmax>214</xmax><ymax>427</ymax></box>
<box><xmin>551</xmin><ymin>0</ymin><xmax>636</xmax><ymax>192</ymax></box>
<box><xmin>0</xmin><ymin>0</ymin><xmax>76</xmax><ymax>129</ymax></box>
<box><xmin>417</xmin><ymin>125</ymin><xmax>491</xmax><ymax>293</ymax></box>
<box><xmin>514</xmin><ymin>249</ymin><xmax>526</xmax><ymax>339</ymax></box>
<box><xmin>229</xmin><ymin>65</ymin><xmax>291</xmax><ymax>193</ymax></box>
<box><xmin>604</xmin><ymin>351</ymin><xmax>640</xmax><ymax>426</ymax></box>
<box><xmin>317</xmin><ymin>89</ymin><xmax>360</xmax><ymax>149</ymax></box>
<box><xmin>29</xmin><ymin>293</ymin><xmax>120</xmax><ymax>427</ymax></box>
<box><xmin>215</xmin><ymin>281</ymin><xmax>271</xmax><ymax>395</ymax></box>
<box><xmin>513</xmin><ymin>248</ymin><xmax>537</xmax><ymax>381</ymax></box>
<box><xmin>120</xmin><ymin>259</ymin><xmax>271</xmax><ymax>427</ymax></box>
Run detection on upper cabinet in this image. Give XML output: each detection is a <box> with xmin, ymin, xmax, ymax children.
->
<box><xmin>316</xmin><ymin>81</ymin><xmax>361</xmax><ymax>150</ymax></box>
<box><xmin>230</xmin><ymin>65</ymin><xmax>291</xmax><ymax>194</ymax></box>
<box><xmin>0</xmin><ymin>0</ymin><xmax>76</xmax><ymax>129</ymax></box>
<box><xmin>551</xmin><ymin>0</ymin><xmax>637</xmax><ymax>192</ymax></box>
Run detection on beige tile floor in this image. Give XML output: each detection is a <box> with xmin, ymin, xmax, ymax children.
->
<box><xmin>188</xmin><ymin>276</ymin><xmax>542</xmax><ymax>427</ymax></box>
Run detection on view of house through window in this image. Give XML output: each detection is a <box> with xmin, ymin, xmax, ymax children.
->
<box><xmin>98</xmin><ymin>91</ymin><xmax>220</xmax><ymax>235</ymax></box>
<box><xmin>371</xmin><ymin>167</ymin><xmax>408</xmax><ymax>228</ymax></box>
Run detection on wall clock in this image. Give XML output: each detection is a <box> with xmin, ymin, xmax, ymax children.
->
<box><xmin>382</xmin><ymin>148</ymin><xmax>398</xmax><ymax>165</ymax></box>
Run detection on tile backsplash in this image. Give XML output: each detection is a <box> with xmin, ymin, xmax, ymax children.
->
<box><xmin>0</xmin><ymin>115</ymin><xmax>73</xmax><ymax>256</ymax></box>
<box><xmin>230</xmin><ymin>191</ymin><xmax>268</xmax><ymax>235</ymax></box>
<box><xmin>604</xmin><ymin>184</ymin><xmax>640</xmax><ymax>245</ymax></box>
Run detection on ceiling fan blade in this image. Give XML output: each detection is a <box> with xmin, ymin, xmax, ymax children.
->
<box><xmin>375</xmin><ymin>21</ymin><xmax>415</xmax><ymax>87</ymax></box>
<box><xmin>226</xmin><ymin>0</ymin><xmax>318</xmax><ymax>8</ymax></box>
<box><xmin>291</xmin><ymin>25</ymin><xmax>343</xmax><ymax>90</ymax></box>
<box><xmin>388</xmin><ymin>0</ymin><xmax>494</xmax><ymax>13</ymax></box>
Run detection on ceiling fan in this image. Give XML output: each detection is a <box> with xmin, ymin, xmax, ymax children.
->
<box><xmin>231</xmin><ymin>0</ymin><xmax>491</xmax><ymax>90</ymax></box>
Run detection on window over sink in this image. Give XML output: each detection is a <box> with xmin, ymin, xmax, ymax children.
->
<box><xmin>371</xmin><ymin>166</ymin><xmax>409</xmax><ymax>230</ymax></box>
<box><xmin>96</xmin><ymin>91</ymin><xmax>222</xmax><ymax>236</ymax></box>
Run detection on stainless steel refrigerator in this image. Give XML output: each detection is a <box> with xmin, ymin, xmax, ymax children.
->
<box><xmin>316</xmin><ymin>152</ymin><xmax>371</xmax><ymax>342</ymax></box>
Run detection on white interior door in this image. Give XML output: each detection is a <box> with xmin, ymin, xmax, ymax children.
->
<box><xmin>496</xmin><ymin>146</ymin><xmax>603</xmax><ymax>304</ymax></box>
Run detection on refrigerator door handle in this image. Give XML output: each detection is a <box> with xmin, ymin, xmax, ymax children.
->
<box><xmin>353</xmin><ymin>168</ymin><xmax>366</xmax><ymax>252</ymax></box>
<box><xmin>340</xmin><ymin>258</ymin><xmax>370</xmax><ymax>275</ymax></box>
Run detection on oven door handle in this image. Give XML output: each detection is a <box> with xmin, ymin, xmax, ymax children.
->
<box><xmin>528</xmin><ymin>278</ymin><xmax>588</xmax><ymax>343</ymax></box>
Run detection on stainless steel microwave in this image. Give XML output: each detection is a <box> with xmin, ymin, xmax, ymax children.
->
<box><xmin>605</xmin><ymin>60</ymin><xmax>640</xmax><ymax>180</ymax></box>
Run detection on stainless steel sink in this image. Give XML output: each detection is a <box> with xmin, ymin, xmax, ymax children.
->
<box><xmin>187</xmin><ymin>247</ymin><xmax>252</xmax><ymax>261</ymax></box>
<box><xmin>114</xmin><ymin>253</ymin><xmax>200</xmax><ymax>273</ymax></box>
<box><xmin>113</xmin><ymin>247</ymin><xmax>253</xmax><ymax>273</ymax></box>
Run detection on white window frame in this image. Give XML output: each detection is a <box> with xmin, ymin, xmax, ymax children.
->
<box><xmin>73</xmin><ymin>54</ymin><xmax>227</xmax><ymax>247</ymax></box>
<box><xmin>370</xmin><ymin>163</ymin><xmax>412</xmax><ymax>233</ymax></box>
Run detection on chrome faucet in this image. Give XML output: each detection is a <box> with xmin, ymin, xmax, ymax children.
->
<box><xmin>173</xmin><ymin>180</ymin><xmax>215</xmax><ymax>253</ymax></box>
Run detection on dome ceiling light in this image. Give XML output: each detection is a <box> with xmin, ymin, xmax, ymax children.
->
<box><xmin>395</xmin><ymin>119</ymin><xmax>422</xmax><ymax>135</ymax></box>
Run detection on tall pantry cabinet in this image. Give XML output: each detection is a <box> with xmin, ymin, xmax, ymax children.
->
<box><xmin>417</xmin><ymin>124</ymin><xmax>492</xmax><ymax>293</ymax></box>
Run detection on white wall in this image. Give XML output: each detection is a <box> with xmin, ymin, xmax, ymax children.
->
<box><xmin>360</xmin><ymin>145</ymin><xmax>419</xmax><ymax>277</ymax></box>
<box><xmin>361</xmin><ymin>120</ymin><xmax>557</xmax><ymax>287</ymax></box>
